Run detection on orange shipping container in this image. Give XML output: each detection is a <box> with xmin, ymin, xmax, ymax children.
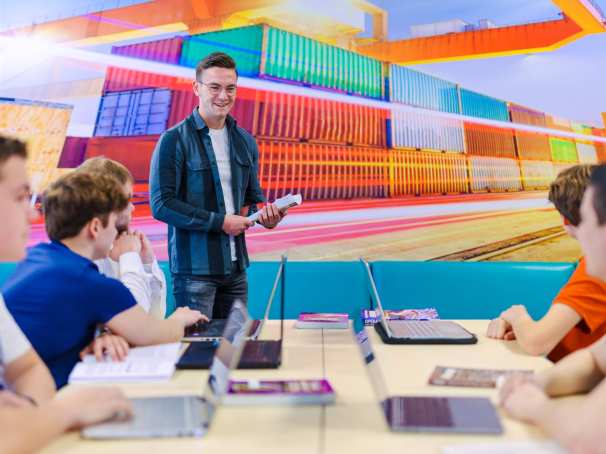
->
<box><xmin>85</xmin><ymin>136</ymin><xmax>158</xmax><ymax>182</ymax></box>
<box><xmin>593</xmin><ymin>128</ymin><xmax>606</xmax><ymax>162</ymax></box>
<box><xmin>389</xmin><ymin>150</ymin><xmax>468</xmax><ymax>196</ymax></box>
<box><xmin>463</xmin><ymin>122</ymin><xmax>517</xmax><ymax>158</ymax></box>
<box><xmin>509</xmin><ymin>103</ymin><xmax>551</xmax><ymax>160</ymax></box>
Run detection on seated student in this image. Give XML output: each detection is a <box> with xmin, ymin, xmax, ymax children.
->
<box><xmin>0</xmin><ymin>136</ymin><xmax>132</xmax><ymax>453</ymax></box>
<box><xmin>486</xmin><ymin>164</ymin><xmax>606</xmax><ymax>361</ymax></box>
<box><xmin>500</xmin><ymin>164</ymin><xmax>606</xmax><ymax>453</ymax></box>
<box><xmin>2</xmin><ymin>171</ymin><xmax>206</xmax><ymax>388</ymax></box>
<box><xmin>77</xmin><ymin>157</ymin><xmax>166</xmax><ymax>319</ymax></box>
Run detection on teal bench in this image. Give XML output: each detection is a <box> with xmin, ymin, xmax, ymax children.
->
<box><xmin>1</xmin><ymin>260</ymin><xmax>576</xmax><ymax>320</ymax></box>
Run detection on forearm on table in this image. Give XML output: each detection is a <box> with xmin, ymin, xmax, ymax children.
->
<box><xmin>537</xmin><ymin>348</ymin><xmax>603</xmax><ymax>396</ymax></box>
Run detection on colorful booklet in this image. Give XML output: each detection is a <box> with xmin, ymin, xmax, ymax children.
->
<box><xmin>295</xmin><ymin>312</ymin><xmax>349</xmax><ymax>329</ymax></box>
<box><xmin>428</xmin><ymin>366</ymin><xmax>533</xmax><ymax>388</ymax></box>
<box><xmin>361</xmin><ymin>308</ymin><xmax>439</xmax><ymax>325</ymax></box>
<box><xmin>225</xmin><ymin>378</ymin><xmax>335</xmax><ymax>405</ymax></box>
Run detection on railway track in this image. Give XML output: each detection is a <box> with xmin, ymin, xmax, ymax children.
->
<box><xmin>428</xmin><ymin>226</ymin><xmax>568</xmax><ymax>262</ymax></box>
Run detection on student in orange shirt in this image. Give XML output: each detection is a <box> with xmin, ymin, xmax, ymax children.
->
<box><xmin>486</xmin><ymin>164</ymin><xmax>606</xmax><ymax>361</ymax></box>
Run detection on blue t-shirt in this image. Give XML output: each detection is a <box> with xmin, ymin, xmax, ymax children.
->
<box><xmin>2</xmin><ymin>241</ymin><xmax>136</xmax><ymax>388</ymax></box>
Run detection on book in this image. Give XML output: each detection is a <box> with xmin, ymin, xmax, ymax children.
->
<box><xmin>361</xmin><ymin>308</ymin><xmax>439</xmax><ymax>325</ymax></box>
<box><xmin>295</xmin><ymin>312</ymin><xmax>349</xmax><ymax>329</ymax></box>
<box><xmin>248</xmin><ymin>193</ymin><xmax>302</xmax><ymax>222</ymax></box>
<box><xmin>224</xmin><ymin>378</ymin><xmax>335</xmax><ymax>405</ymax></box>
<box><xmin>428</xmin><ymin>366</ymin><xmax>533</xmax><ymax>388</ymax></box>
<box><xmin>68</xmin><ymin>342</ymin><xmax>182</xmax><ymax>384</ymax></box>
<box><xmin>442</xmin><ymin>441</ymin><xmax>566</xmax><ymax>454</ymax></box>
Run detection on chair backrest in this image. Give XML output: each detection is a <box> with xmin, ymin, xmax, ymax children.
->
<box><xmin>370</xmin><ymin>261</ymin><xmax>577</xmax><ymax>319</ymax></box>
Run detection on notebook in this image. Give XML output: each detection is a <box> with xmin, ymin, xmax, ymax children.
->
<box><xmin>225</xmin><ymin>378</ymin><xmax>335</xmax><ymax>405</ymax></box>
<box><xmin>429</xmin><ymin>366</ymin><xmax>534</xmax><ymax>388</ymax></box>
<box><xmin>295</xmin><ymin>312</ymin><xmax>349</xmax><ymax>329</ymax></box>
<box><xmin>68</xmin><ymin>343</ymin><xmax>182</xmax><ymax>384</ymax></box>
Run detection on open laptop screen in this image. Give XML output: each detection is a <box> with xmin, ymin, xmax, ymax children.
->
<box><xmin>355</xmin><ymin>328</ymin><xmax>389</xmax><ymax>406</ymax></box>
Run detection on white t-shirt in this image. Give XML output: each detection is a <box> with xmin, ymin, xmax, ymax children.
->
<box><xmin>0</xmin><ymin>293</ymin><xmax>31</xmax><ymax>386</ymax></box>
<box><xmin>209</xmin><ymin>126</ymin><xmax>236</xmax><ymax>261</ymax></box>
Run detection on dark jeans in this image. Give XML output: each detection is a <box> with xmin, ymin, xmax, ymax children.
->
<box><xmin>173</xmin><ymin>265</ymin><xmax>248</xmax><ymax>319</ymax></box>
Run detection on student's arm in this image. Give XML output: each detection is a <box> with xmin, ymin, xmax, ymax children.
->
<box><xmin>105</xmin><ymin>304</ymin><xmax>206</xmax><ymax>346</ymax></box>
<box><xmin>3</xmin><ymin>349</ymin><xmax>55</xmax><ymax>403</ymax></box>
<box><xmin>149</xmin><ymin>131</ymin><xmax>225</xmax><ymax>232</ymax></box>
<box><xmin>497</xmin><ymin>303</ymin><xmax>581</xmax><ymax>356</ymax></box>
<box><xmin>0</xmin><ymin>386</ymin><xmax>132</xmax><ymax>454</ymax></box>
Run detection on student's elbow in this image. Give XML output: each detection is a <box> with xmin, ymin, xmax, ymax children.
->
<box><xmin>518</xmin><ymin>333</ymin><xmax>550</xmax><ymax>356</ymax></box>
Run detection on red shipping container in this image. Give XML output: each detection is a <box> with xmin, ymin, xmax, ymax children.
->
<box><xmin>103</xmin><ymin>68</ymin><xmax>190</xmax><ymax>94</ymax></box>
<box><xmin>389</xmin><ymin>150</ymin><xmax>468</xmax><ymax>196</ymax></box>
<box><xmin>593</xmin><ymin>128</ymin><xmax>606</xmax><ymax>162</ymax></box>
<box><xmin>257</xmin><ymin>140</ymin><xmax>389</xmax><ymax>201</ymax></box>
<box><xmin>256</xmin><ymin>91</ymin><xmax>387</xmax><ymax>147</ymax></box>
<box><xmin>509</xmin><ymin>103</ymin><xmax>551</xmax><ymax>161</ymax></box>
<box><xmin>112</xmin><ymin>37</ymin><xmax>184</xmax><ymax>64</ymax></box>
<box><xmin>167</xmin><ymin>87</ymin><xmax>257</xmax><ymax>134</ymax></box>
<box><xmin>85</xmin><ymin>136</ymin><xmax>159</xmax><ymax>182</ymax></box>
<box><xmin>463</xmin><ymin>122</ymin><xmax>517</xmax><ymax>158</ymax></box>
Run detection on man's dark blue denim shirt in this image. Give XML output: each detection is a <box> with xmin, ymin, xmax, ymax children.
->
<box><xmin>149</xmin><ymin>108</ymin><xmax>265</xmax><ymax>276</ymax></box>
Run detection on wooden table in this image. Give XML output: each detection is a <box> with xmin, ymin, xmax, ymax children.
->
<box><xmin>41</xmin><ymin>321</ymin><xmax>554</xmax><ymax>454</ymax></box>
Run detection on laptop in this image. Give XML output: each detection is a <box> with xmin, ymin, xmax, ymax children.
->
<box><xmin>81</xmin><ymin>300</ymin><xmax>252</xmax><ymax>439</ymax></box>
<box><xmin>361</xmin><ymin>259</ymin><xmax>477</xmax><ymax>345</ymax></box>
<box><xmin>355</xmin><ymin>328</ymin><xmax>502</xmax><ymax>434</ymax></box>
<box><xmin>177</xmin><ymin>255</ymin><xmax>286</xmax><ymax>370</ymax></box>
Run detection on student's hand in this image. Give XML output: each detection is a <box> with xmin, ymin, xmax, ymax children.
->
<box><xmin>256</xmin><ymin>203</ymin><xmax>285</xmax><ymax>229</ymax></box>
<box><xmin>136</xmin><ymin>231</ymin><xmax>155</xmax><ymax>265</ymax></box>
<box><xmin>0</xmin><ymin>391</ymin><xmax>35</xmax><ymax>408</ymax></box>
<box><xmin>109</xmin><ymin>231</ymin><xmax>141</xmax><ymax>261</ymax></box>
<box><xmin>500</xmin><ymin>305</ymin><xmax>530</xmax><ymax>324</ymax></box>
<box><xmin>80</xmin><ymin>334</ymin><xmax>130</xmax><ymax>362</ymax></box>
<box><xmin>498</xmin><ymin>373</ymin><xmax>539</xmax><ymax>404</ymax></box>
<box><xmin>51</xmin><ymin>387</ymin><xmax>133</xmax><ymax>429</ymax></box>
<box><xmin>499</xmin><ymin>379</ymin><xmax>548</xmax><ymax>423</ymax></box>
<box><xmin>169</xmin><ymin>307</ymin><xmax>209</xmax><ymax>328</ymax></box>
<box><xmin>222</xmin><ymin>215</ymin><xmax>253</xmax><ymax>236</ymax></box>
<box><xmin>486</xmin><ymin>317</ymin><xmax>515</xmax><ymax>340</ymax></box>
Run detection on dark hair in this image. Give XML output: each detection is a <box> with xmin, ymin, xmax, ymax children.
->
<box><xmin>548</xmin><ymin>164</ymin><xmax>595</xmax><ymax>226</ymax></box>
<box><xmin>0</xmin><ymin>136</ymin><xmax>27</xmax><ymax>181</ymax></box>
<box><xmin>195</xmin><ymin>52</ymin><xmax>237</xmax><ymax>81</ymax></box>
<box><xmin>590</xmin><ymin>165</ymin><xmax>606</xmax><ymax>225</ymax></box>
<box><xmin>43</xmin><ymin>171</ymin><xmax>128</xmax><ymax>241</ymax></box>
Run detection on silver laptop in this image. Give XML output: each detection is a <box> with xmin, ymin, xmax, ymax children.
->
<box><xmin>355</xmin><ymin>328</ymin><xmax>502</xmax><ymax>434</ymax></box>
<box><xmin>82</xmin><ymin>300</ymin><xmax>252</xmax><ymax>439</ymax></box>
<box><xmin>360</xmin><ymin>259</ymin><xmax>476</xmax><ymax>344</ymax></box>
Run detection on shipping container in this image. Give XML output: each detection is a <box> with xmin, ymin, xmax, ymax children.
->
<box><xmin>85</xmin><ymin>136</ymin><xmax>158</xmax><ymax>182</ymax></box>
<box><xmin>388</xmin><ymin>65</ymin><xmax>460</xmax><ymax>113</ymax></box>
<box><xmin>468</xmin><ymin>156</ymin><xmax>522</xmax><ymax>193</ymax></box>
<box><xmin>519</xmin><ymin>160</ymin><xmax>554</xmax><ymax>190</ymax></box>
<box><xmin>546</xmin><ymin>114</ymin><xmax>572</xmax><ymax>131</ymax></box>
<box><xmin>167</xmin><ymin>87</ymin><xmax>257</xmax><ymax>133</ymax></box>
<box><xmin>181</xmin><ymin>25</ymin><xmax>384</xmax><ymax>99</ymax></box>
<box><xmin>94</xmin><ymin>88</ymin><xmax>172</xmax><ymax>137</ymax></box>
<box><xmin>549</xmin><ymin>137</ymin><xmax>578</xmax><ymax>163</ymax></box>
<box><xmin>104</xmin><ymin>37</ymin><xmax>185</xmax><ymax>93</ymax></box>
<box><xmin>575</xmin><ymin>142</ymin><xmax>598</xmax><ymax>164</ymax></box>
<box><xmin>463</xmin><ymin>122</ymin><xmax>516</xmax><ymax>158</ymax></box>
<box><xmin>389</xmin><ymin>108</ymin><xmax>465</xmax><ymax>152</ymax></box>
<box><xmin>257</xmin><ymin>140</ymin><xmax>390</xmax><ymax>201</ymax></box>
<box><xmin>593</xmin><ymin>127</ymin><xmax>606</xmax><ymax>162</ymax></box>
<box><xmin>58</xmin><ymin>136</ymin><xmax>88</xmax><ymax>168</ymax></box>
<box><xmin>389</xmin><ymin>149</ymin><xmax>468</xmax><ymax>196</ymax></box>
<box><xmin>509</xmin><ymin>103</ymin><xmax>552</xmax><ymax>160</ymax></box>
<box><xmin>460</xmin><ymin>88</ymin><xmax>509</xmax><ymax>122</ymax></box>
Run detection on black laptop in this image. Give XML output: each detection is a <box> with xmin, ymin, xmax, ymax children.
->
<box><xmin>177</xmin><ymin>255</ymin><xmax>286</xmax><ymax>370</ymax></box>
<box><xmin>361</xmin><ymin>259</ymin><xmax>477</xmax><ymax>345</ymax></box>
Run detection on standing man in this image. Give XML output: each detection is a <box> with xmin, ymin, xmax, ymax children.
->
<box><xmin>150</xmin><ymin>52</ymin><xmax>285</xmax><ymax>319</ymax></box>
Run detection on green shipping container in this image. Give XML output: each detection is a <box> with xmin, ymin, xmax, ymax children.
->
<box><xmin>181</xmin><ymin>25</ymin><xmax>384</xmax><ymax>99</ymax></box>
<box><xmin>549</xmin><ymin>137</ymin><xmax>578</xmax><ymax>163</ymax></box>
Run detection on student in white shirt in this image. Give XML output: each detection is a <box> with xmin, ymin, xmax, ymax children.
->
<box><xmin>77</xmin><ymin>157</ymin><xmax>167</xmax><ymax>319</ymax></box>
<box><xmin>0</xmin><ymin>136</ymin><xmax>132</xmax><ymax>453</ymax></box>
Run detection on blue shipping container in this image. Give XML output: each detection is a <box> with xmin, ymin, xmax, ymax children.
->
<box><xmin>94</xmin><ymin>88</ymin><xmax>172</xmax><ymax>137</ymax></box>
<box><xmin>460</xmin><ymin>88</ymin><xmax>510</xmax><ymax>122</ymax></box>
<box><xmin>389</xmin><ymin>65</ymin><xmax>460</xmax><ymax>114</ymax></box>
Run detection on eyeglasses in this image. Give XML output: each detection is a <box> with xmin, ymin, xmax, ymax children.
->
<box><xmin>197</xmin><ymin>81</ymin><xmax>237</xmax><ymax>96</ymax></box>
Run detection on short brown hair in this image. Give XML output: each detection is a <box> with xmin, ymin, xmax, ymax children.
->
<box><xmin>590</xmin><ymin>165</ymin><xmax>606</xmax><ymax>225</ymax></box>
<box><xmin>43</xmin><ymin>171</ymin><xmax>129</xmax><ymax>241</ymax></box>
<box><xmin>196</xmin><ymin>52</ymin><xmax>237</xmax><ymax>81</ymax></box>
<box><xmin>548</xmin><ymin>164</ymin><xmax>596</xmax><ymax>226</ymax></box>
<box><xmin>77</xmin><ymin>157</ymin><xmax>134</xmax><ymax>186</ymax></box>
<box><xmin>0</xmin><ymin>136</ymin><xmax>27</xmax><ymax>181</ymax></box>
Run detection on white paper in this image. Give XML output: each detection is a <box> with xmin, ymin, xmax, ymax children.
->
<box><xmin>248</xmin><ymin>193</ymin><xmax>302</xmax><ymax>222</ymax></box>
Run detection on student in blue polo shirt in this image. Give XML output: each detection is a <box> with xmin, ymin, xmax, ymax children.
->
<box><xmin>3</xmin><ymin>171</ymin><xmax>207</xmax><ymax>388</ymax></box>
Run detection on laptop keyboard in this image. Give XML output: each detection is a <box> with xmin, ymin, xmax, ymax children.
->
<box><xmin>391</xmin><ymin>397</ymin><xmax>453</xmax><ymax>428</ymax></box>
<box><xmin>388</xmin><ymin>321</ymin><xmax>444</xmax><ymax>338</ymax></box>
